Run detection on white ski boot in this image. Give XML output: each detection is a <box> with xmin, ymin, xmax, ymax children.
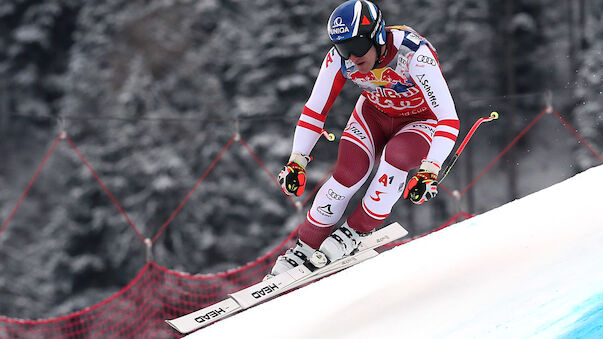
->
<box><xmin>267</xmin><ymin>240</ymin><xmax>316</xmax><ymax>279</ymax></box>
<box><xmin>319</xmin><ymin>222</ymin><xmax>363</xmax><ymax>262</ymax></box>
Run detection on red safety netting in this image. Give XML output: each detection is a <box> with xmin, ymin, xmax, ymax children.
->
<box><xmin>2</xmin><ymin>214</ymin><xmax>475</xmax><ymax>339</ymax></box>
<box><xmin>0</xmin><ymin>231</ymin><xmax>297</xmax><ymax>339</ymax></box>
<box><xmin>0</xmin><ymin>106</ymin><xmax>601</xmax><ymax>338</ymax></box>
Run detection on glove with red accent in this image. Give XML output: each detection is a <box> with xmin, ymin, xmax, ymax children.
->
<box><xmin>278</xmin><ymin>153</ymin><xmax>312</xmax><ymax>196</ymax></box>
<box><xmin>403</xmin><ymin>160</ymin><xmax>440</xmax><ymax>204</ymax></box>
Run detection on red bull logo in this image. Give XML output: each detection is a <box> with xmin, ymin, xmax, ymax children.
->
<box><xmin>350</xmin><ymin>71</ymin><xmax>378</xmax><ymax>82</ymax></box>
<box><xmin>349</xmin><ymin>68</ymin><xmax>412</xmax><ymax>89</ymax></box>
<box><xmin>381</xmin><ymin>69</ymin><xmax>404</xmax><ymax>83</ymax></box>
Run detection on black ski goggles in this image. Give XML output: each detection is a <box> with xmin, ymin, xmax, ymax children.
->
<box><xmin>333</xmin><ymin>36</ymin><xmax>373</xmax><ymax>59</ymax></box>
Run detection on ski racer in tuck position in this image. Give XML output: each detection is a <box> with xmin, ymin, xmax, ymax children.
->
<box><xmin>271</xmin><ymin>0</ymin><xmax>460</xmax><ymax>276</ymax></box>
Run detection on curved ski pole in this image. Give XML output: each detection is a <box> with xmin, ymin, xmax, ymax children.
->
<box><xmin>440</xmin><ymin>112</ymin><xmax>499</xmax><ymax>183</ymax></box>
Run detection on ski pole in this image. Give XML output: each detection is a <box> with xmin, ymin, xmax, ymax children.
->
<box><xmin>439</xmin><ymin>111</ymin><xmax>499</xmax><ymax>183</ymax></box>
<box><xmin>321</xmin><ymin>129</ymin><xmax>336</xmax><ymax>142</ymax></box>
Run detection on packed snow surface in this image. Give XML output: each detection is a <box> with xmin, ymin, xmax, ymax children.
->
<box><xmin>185</xmin><ymin>165</ymin><xmax>603</xmax><ymax>339</ymax></box>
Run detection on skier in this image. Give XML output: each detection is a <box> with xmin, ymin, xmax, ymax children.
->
<box><xmin>271</xmin><ymin>0</ymin><xmax>460</xmax><ymax>276</ymax></box>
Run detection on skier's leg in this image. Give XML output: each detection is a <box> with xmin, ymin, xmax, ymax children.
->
<box><xmin>321</xmin><ymin>122</ymin><xmax>435</xmax><ymax>261</ymax></box>
<box><xmin>270</xmin><ymin>98</ymin><xmax>382</xmax><ymax>276</ymax></box>
<box><xmin>347</xmin><ymin>130</ymin><xmax>431</xmax><ymax>234</ymax></box>
<box><xmin>320</xmin><ymin>130</ymin><xmax>431</xmax><ymax>261</ymax></box>
<box><xmin>297</xmin><ymin>96</ymin><xmax>386</xmax><ymax>250</ymax></box>
<box><xmin>298</xmin><ymin>142</ymin><xmax>372</xmax><ymax>246</ymax></box>
<box><xmin>269</xmin><ymin>141</ymin><xmax>372</xmax><ymax>276</ymax></box>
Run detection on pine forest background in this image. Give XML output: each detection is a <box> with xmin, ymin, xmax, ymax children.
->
<box><xmin>0</xmin><ymin>0</ymin><xmax>601</xmax><ymax>319</ymax></box>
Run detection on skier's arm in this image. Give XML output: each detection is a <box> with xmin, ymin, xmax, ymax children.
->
<box><xmin>408</xmin><ymin>43</ymin><xmax>460</xmax><ymax>168</ymax></box>
<box><xmin>279</xmin><ymin>48</ymin><xmax>346</xmax><ymax>196</ymax></box>
<box><xmin>404</xmin><ymin>43</ymin><xmax>459</xmax><ymax>204</ymax></box>
<box><xmin>291</xmin><ymin>48</ymin><xmax>346</xmax><ymax>156</ymax></box>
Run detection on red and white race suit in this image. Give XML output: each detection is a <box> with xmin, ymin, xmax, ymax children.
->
<box><xmin>291</xmin><ymin>26</ymin><xmax>460</xmax><ymax>248</ymax></box>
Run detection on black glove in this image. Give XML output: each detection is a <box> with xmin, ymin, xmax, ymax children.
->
<box><xmin>278</xmin><ymin>153</ymin><xmax>312</xmax><ymax>196</ymax></box>
<box><xmin>403</xmin><ymin>160</ymin><xmax>440</xmax><ymax>204</ymax></box>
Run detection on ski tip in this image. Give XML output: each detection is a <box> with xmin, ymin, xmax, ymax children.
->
<box><xmin>387</xmin><ymin>222</ymin><xmax>409</xmax><ymax>237</ymax></box>
<box><xmin>165</xmin><ymin>318</ymin><xmax>193</xmax><ymax>334</ymax></box>
<box><xmin>164</xmin><ymin>319</ymin><xmax>182</xmax><ymax>333</ymax></box>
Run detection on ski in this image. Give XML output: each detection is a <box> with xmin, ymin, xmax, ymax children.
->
<box><xmin>165</xmin><ymin>222</ymin><xmax>408</xmax><ymax>334</ymax></box>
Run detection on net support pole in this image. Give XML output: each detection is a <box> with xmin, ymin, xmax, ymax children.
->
<box><xmin>58</xmin><ymin>116</ymin><xmax>67</xmax><ymax>140</ymax></box>
<box><xmin>145</xmin><ymin>238</ymin><xmax>153</xmax><ymax>263</ymax></box>
<box><xmin>234</xmin><ymin>117</ymin><xmax>241</xmax><ymax>142</ymax></box>
<box><xmin>452</xmin><ymin>189</ymin><xmax>462</xmax><ymax>216</ymax></box>
<box><xmin>545</xmin><ymin>90</ymin><xmax>553</xmax><ymax>114</ymax></box>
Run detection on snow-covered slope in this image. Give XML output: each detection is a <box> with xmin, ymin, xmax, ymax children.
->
<box><xmin>185</xmin><ymin>165</ymin><xmax>603</xmax><ymax>339</ymax></box>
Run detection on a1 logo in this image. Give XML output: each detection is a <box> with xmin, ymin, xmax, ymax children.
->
<box><xmin>378</xmin><ymin>174</ymin><xmax>394</xmax><ymax>187</ymax></box>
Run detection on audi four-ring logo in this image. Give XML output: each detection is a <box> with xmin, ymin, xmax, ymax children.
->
<box><xmin>328</xmin><ymin>189</ymin><xmax>345</xmax><ymax>200</ymax></box>
<box><xmin>417</xmin><ymin>54</ymin><xmax>436</xmax><ymax>66</ymax></box>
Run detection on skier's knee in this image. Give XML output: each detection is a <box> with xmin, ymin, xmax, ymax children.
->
<box><xmin>384</xmin><ymin>152</ymin><xmax>420</xmax><ymax>171</ymax></box>
<box><xmin>384</xmin><ymin>134</ymin><xmax>430</xmax><ymax>171</ymax></box>
<box><xmin>333</xmin><ymin>149</ymin><xmax>371</xmax><ymax>188</ymax></box>
<box><xmin>384</xmin><ymin>146</ymin><xmax>424</xmax><ymax>171</ymax></box>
